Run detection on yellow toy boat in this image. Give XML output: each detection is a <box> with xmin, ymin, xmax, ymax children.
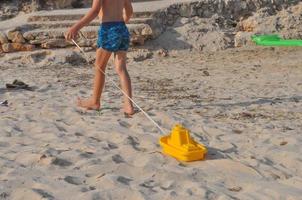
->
<box><xmin>159</xmin><ymin>124</ymin><xmax>207</xmax><ymax>162</ymax></box>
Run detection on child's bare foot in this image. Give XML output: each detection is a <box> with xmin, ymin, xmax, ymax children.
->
<box><xmin>124</xmin><ymin>105</ymin><xmax>135</xmax><ymax>118</ymax></box>
<box><xmin>77</xmin><ymin>97</ymin><xmax>100</xmax><ymax>110</ymax></box>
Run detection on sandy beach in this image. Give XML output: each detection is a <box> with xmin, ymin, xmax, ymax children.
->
<box><xmin>1</xmin><ymin>0</ymin><xmax>302</xmax><ymax>199</ymax></box>
<box><xmin>0</xmin><ymin>45</ymin><xmax>302</xmax><ymax>199</ymax></box>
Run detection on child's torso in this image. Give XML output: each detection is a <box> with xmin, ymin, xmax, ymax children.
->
<box><xmin>98</xmin><ymin>0</ymin><xmax>125</xmax><ymax>22</ymax></box>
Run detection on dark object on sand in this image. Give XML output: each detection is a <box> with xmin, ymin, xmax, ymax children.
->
<box><xmin>0</xmin><ymin>100</ymin><xmax>8</xmax><ymax>106</ymax></box>
<box><xmin>6</xmin><ymin>80</ymin><xmax>31</xmax><ymax>90</ymax></box>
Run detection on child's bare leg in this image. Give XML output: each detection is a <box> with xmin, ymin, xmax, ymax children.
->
<box><xmin>114</xmin><ymin>51</ymin><xmax>134</xmax><ymax>114</ymax></box>
<box><xmin>77</xmin><ymin>48</ymin><xmax>112</xmax><ymax>110</ymax></box>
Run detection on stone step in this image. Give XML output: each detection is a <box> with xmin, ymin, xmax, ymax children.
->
<box><xmin>24</xmin><ymin>17</ymin><xmax>153</xmax><ymax>30</ymax></box>
<box><xmin>22</xmin><ymin>23</ymin><xmax>153</xmax><ymax>46</ymax></box>
<box><xmin>27</xmin><ymin>11</ymin><xmax>154</xmax><ymax>22</ymax></box>
<box><xmin>25</xmin><ymin>0</ymin><xmax>180</xmax><ymax>23</ymax></box>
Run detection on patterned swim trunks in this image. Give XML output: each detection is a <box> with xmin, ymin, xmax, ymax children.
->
<box><xmin>97</xmin><ymin>21</ymin><xmax>130</xmax><ymax>52</ymax></box>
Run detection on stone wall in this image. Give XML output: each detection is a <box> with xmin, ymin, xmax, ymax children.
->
<box><xmin>150</xmin><ymin>0</ymin><xmax>300</xmax><ymax>37</ymax></box>
<box><xmin>1</xmin><ymin>0</ymin><xmax>301</xmax><ymax>53</ymax></box>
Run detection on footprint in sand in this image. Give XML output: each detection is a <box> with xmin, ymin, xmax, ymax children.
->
<box><xmin>124</xmin><ymin>136</ymin><xmax>141</xmax><ymax>151</ymax></box>
<box><xmin>11</xmin><ymin>188</ymin><xmax>54</xmax><ymax>200</ymax></box>
<box><xmin>0</xmin><ymin>141</ymin><xmax>9</xmax><ymax>148</ymax></box>
<box><xmin>31</xmin><ymin>188</ymin><xmax>55</xmax><ymax>200</ymax></box>
<box><xmin>64</xmin><ymin>176</ymin><xmax>85</xmax><ymax>185</ymax></box>
<box><xmin>118</xmin><ymin>120</ymin><xmax>131</xmax><ymax>128</ymax></box>
<box><xmin>0</xmin><ymin>192</ymin><xmax>9</xmax><ymax>199</ymax></box>
<box><xmin>51</xmin><ymin>157</ymin><xmax>73</xmax><ymax>167</ymax></box>
<box><xmin>54</xmin><ymin>123</ymin><xmax>67</xmax><ymax>133</ymax></box>
<box><xmin>79</xmin><ymin>90</ymin><xmax>87</xmax><ymax>95</ymax></box>
<box><xmin>140</xmin><ymin>179</ymin><xmax>157</xmax><ymax>189</ymax></box>
<box><xmin>160</xmin><ymin>180</ymin><xmax>175</xmax><ymax>191</ymax></box>
<box><xmin>112</xmin><ymin>154</ymin><xmax>125</xmax><ymax>164</ymax></box>
<box><xmin>79</xmin><ymin>151</ymin><xmax>94</xmax><ymax>159</ymax></box>
<box><xmin>101</xmin><ymin>141</ymin><xmax>118</xmax><ymax>151</ymax></box>
<box><xmin>80</xmin><ymin>186</ymin><xmax>96</xmax><ymax>193</ymax></box>
<box><xmin>116</xmin><ymin>176</ymin><xmax>133</xmax><ymax>185</ymax></box>
<box><xmin>88</xmin><ymin>158</ymin><xmax>102</xmax><ymax>165</ymax></box>
<box><xmin>75</xmin><ymin>132</ymin><xmax>84</xmax><ymax>136</ymax></box>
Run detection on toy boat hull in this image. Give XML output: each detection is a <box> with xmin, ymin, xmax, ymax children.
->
<box><xmin>159</xmin><ymin>136</ymin><xmax>207</xmax><ymax>162</ymax></box>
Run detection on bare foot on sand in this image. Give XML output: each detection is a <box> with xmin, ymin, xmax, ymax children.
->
<box><xmin>77</xmin><ymin>97</ymin><xmax>100</xmax><ymax>110</ymax></box>
<box><xmin>124</xmin><ymin>105</ymin><xmax>136</xmax><ymax>118</ymax></box>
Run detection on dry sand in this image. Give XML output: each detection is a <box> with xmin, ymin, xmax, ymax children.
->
<box><xmin>0</xmin><ymin>46</ymin><xmax>302</xmax><ymax>199</ymax></box>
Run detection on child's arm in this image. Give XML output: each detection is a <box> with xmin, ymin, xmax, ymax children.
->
<box><xmin>123</xmin><ymin>0</ymin><xmax>133</xmax><ymax>23</ymax></box>
<box><xmin>65</xmin><ymin>0</ymin><xmax>102</xmax><ymax>40</ymax></box>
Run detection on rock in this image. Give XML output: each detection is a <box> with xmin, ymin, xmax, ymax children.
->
<box><xmin>28</xmin><ymin>39</ymin><xmax>43</xmax><ymax>45</ymax></box>
<box><xmin>41</xmin><ymin>39</ymin><xmax>71</xmax><ymax>48</ymax></box>
<box><xmin>179</xmin><ymin>3</ymin><xmax>196</xmax><ymax>17</ymax></box>
<box><xmin>7</xmin><ymin>30</ymin><xmax>26</xmax><ymax>43</ymax></box>
<box><xmin>131</xmin><ymin>35</ymin><xmax>145</xmax><ymax>46</ymax></box>
<box><xmin>238</xmin><ymin>17</ymin><xmax>257</xmax><ymax>32</ymax></box>
<box><xmin>194</xmin><ymin>31</ymin><xmax>233</xmax><ymax>51</ymax></box>
<box><xmin>129</xmin><ymin>50</ymin><xmax>153</xmax><ymax>62</ymax></box>
<box><xmin>0</xmin><ymin>31</ymin><xmax>9</xmax><ymax>44</ymax></box>
<box><xmin>21</xmin><ymin>43</ymin><xmax>36</xmax><ymax>51</ymax></box>
<box><xmin>179</xmin><ymin>17</ymin><xmax>190</xmax><ymax>25</ymax></box>
<box><xmin>234</xmin><ymin>31</ymin><xmax>254</xmax><ymax>47</ymax></box>
<box><xmin>166</xmin><ymin>14</ymin><xmax>175</xmax><ymax>26</ymax></box>
<box><xmin>157</xmin><ymin>48</ymin><xmax>169</xmax><ymax>57</ymax></box>
<box><xmin>21</xmin><ymin>51</ymin><xmax>51</xmax><ymax>64</ymax></box>
<box><xmin>91</xmin><ymin>42</ymin><xmax>97</xmax><ymax>49</ymax></box>
<box><xmin>23</xmin><ymin>32</ymin><xmax>35</xmax><ymax>41</ymax></box>
<box><xmin>65</xmin><ymin>51</ymin><xmax>87</xmax><ymax>65</ymax></box>
<box><xmin>141</xmin><ymin>26</ymin><xmax>153</xmax><ymax>36</ymax></box>
<box><xmin>237</xmin><ymin>2</ymin><xmax>302</xmax><ymax>40</ymax></box>
<box><xmin>23</xmin><ymin>30</ymin><xmax>64</xmax><ymax>42</ymax></box>
<box><xmin>129</xmin><ymin>24</ymin><xmax>153</xmax><ymax>38</ymax></box>
<box><xmin>0</xmin><ymin>4</ymin><xmax>18</xmax><ymax>20</ymax></box>
<box><xmin>2</xmin><ymin>43</ymin><xmax>14</xmax><ymax>52</ymax></box>
<box><xmin>2</xmin><ymin>43</ymin><xmax>35</xmax><ymax>53</ymax></box>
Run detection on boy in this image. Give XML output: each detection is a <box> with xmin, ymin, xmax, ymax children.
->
<box><xmin>65</xmin><ymin>0</ymin><xmax>135</xmax><ymax>116</ymax></box>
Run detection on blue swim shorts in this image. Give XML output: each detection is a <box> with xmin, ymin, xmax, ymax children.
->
<box><xmin>97</xmin><ymin>21</ymin><xmax>130</xmax><ymax>52</ymax></box>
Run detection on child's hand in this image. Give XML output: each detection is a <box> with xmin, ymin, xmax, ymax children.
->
<box><xmin>65</xmin><ymin>26</ymin><xmax>79</xmax><ymax>41</ymax></box>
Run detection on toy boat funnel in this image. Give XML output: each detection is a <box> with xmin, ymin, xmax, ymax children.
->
<box><xmin>159</xmin><ymin>124</ymin><xmax>207</xmax><ymax>162</ymax></box>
